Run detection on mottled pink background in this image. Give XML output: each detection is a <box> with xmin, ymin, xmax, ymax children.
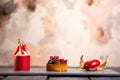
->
<box><xmin>0</xmin><ymin>0</ymin><xmax>120</xmax><ymax>67</ymax></box>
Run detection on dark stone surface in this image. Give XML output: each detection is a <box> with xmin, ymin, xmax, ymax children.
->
<box><xmin>91</xmin><ymin>77</ymin><xmax>120</xmax><ymax>80</ymax></box>
<box><xmin>110</xmin><ymin>67</ymin><xmax>120</xmax><ymax>72</ymax></box>
<box><xmin>2</xmin><ymin>76</ymin><xmax>47</xmax><ymax>80</ymax></box>
<box><xmin>2</xmin><ymin>76</ymin><xmax>89</xmax><ymax>80</ymax></box>
<box><xmin>0</xmin><ymin>67</ymin><xmax>120</xmax><ymax>80</ymax></box>
<box><xmin>0</xmin><ymin>67</ymin><xmax>120</xmax><ymax>77</ymax></box>
<box><xmin>48</xmin><ymin>77</ymin><xmax>89</xmax><ymax>80</ymax></box>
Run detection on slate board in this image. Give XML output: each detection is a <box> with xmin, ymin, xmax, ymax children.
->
<box><xmin>0</xmin><ymin>67</ymin><xmax>120</xmax><ymax>77</ymax></box>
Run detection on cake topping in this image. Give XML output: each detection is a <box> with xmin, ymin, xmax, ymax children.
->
<box><xmin>48</xmin><ymin>56</ymin><xmax>67</xmax><ymax>64</ymax></box>
<box><xmin>13</xmin><ymin>39</ymin><xmax>30</xmax><ymax>56</ymax></box>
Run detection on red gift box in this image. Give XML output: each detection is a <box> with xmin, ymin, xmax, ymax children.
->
<box><xmin>13</xmin><ymin>39</ymin><xmax>30</xmax><ymax>71</ymax></box>
<box><xmin>14</xmin><ymin>55</ymin><xmax>30</xmax><ymax>71</ymax></box>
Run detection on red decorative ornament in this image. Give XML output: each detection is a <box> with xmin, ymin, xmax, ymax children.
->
<box><xmin>80</xmin><ymin>55</ymin><xmax>108</xmax><ymax>71</ymax></box>
<box><xmin>84</xmin><ymin>59</ymin><xmax>100</xmax><ymax>69</ymax></box>
<box><xmin>13</xmin><ymin>39</ymin><xmax>30</xmax><ymax>71</ymax></box>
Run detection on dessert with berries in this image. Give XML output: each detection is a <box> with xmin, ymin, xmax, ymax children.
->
<box><xmin>46</xmin><ymin>56</ymin><xmax>68</xmax><ymax>71</ymax></box>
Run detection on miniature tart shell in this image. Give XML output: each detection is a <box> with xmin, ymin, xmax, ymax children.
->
<box><xmin>46</xmin><ymin>63</ymin><xmax>68</xmax><ymax>72</ymax></box>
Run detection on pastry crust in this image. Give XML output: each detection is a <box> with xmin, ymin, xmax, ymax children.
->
<box><xmin>46</xmin><ymin>64</ymin><xmax>68</xmax><ymax>72</ymax></box>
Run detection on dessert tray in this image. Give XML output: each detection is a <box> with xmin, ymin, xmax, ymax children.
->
<box><xmin>0</xmin><ymin>67</ymin><xmax>119</xmax><ymax>77</ymax></box>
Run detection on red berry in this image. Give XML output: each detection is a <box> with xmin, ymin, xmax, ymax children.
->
<box><xmin>60</xmin><ymin>59</ymin><xmax>64</xmax><ymax>63</ymax></box>
<box><xmin>50</xmin><ymin>56</ymin><xmax>53</xmax><ymax>59</ymax></box>
<box><xmin>64</xmin><ymin>59</ymin><xmax>68</xmax><ymax>63</ymax></box>
<box><xmin>54</xmin><ymin>56</ymin><xmax>59</xmax><ymax>60</ymax></box>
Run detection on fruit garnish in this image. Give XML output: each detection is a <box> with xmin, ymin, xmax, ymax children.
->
<box><xmin>50</xmin><ymin>56</ymin><xmax>54</xmax><ymax>59</ymax></box>
<box><xmin>59</xmin><ymin>59</ymin><xmax>65</xmax><ymax>63</ymax></box>
<box><xmin>48</xmin><ymin>56</ymin><xmax>67</xmax><ymax>64</ymax></box>
<box><xmin>54</xmin><ymin>56</ymin><xmax>59</xmax><ymax>60</ymax></box>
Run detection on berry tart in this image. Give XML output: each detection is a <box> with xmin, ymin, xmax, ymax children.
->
<box><xmin>46</xmin><ymin>56</ymin><xmax>68</xmax><ymax>72</ymax></box>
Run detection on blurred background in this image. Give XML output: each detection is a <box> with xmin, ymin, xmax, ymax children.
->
<box><xmin>0</xmin><ymin>0</ymin><xmax>120</xmax><ymax>67</ymax></box>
